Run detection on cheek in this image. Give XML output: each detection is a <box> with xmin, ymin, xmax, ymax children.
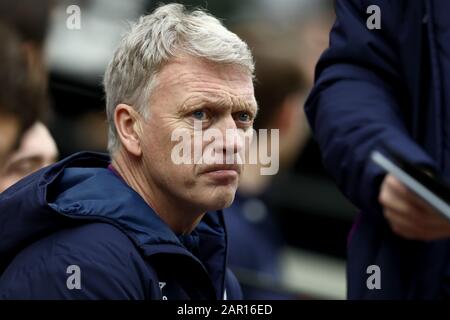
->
<box><xmin>143</xmin><ymin>125</ymin><xmax>198</xmax><ymax>184</ymax></box>
<box><xmin>142</xmin><ymin>120</ymin><xmax>173</xmax><ymax>157</ymax></box>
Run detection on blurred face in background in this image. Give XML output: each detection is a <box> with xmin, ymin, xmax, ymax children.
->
<box><xmin>0</xmin><ymin>122</ymin><xmax>58</xmax><ymax>192</ymax></box>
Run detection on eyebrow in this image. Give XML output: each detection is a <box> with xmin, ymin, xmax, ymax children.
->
<box><xmin>178</xmin><ymin>94</ymin><xmax>258</xmax><ymax>117</ymax></box>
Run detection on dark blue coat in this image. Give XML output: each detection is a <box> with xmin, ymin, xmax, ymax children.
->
<box><xmin>0</xmin><ymin>152</ymin><xmax>242</xmax><ymax>299</ymax></box>
<box><xmin>305</xmin><ymin>0</ymin><xmax>450</xmax><ymax>299</ymax></box>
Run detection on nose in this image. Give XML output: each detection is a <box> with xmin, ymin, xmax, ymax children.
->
<box><xmin>220</xmin><ymin>115</ymin><xmax>244</xmax><ymax>156</ymax></box>
<box><xmin>203</xmin><ymin>114</ymin><xmax>244</xmax><ymax>159</ymax></box>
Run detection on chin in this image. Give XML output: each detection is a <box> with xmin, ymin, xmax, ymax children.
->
<box><xmin>204</xmin><ymin>189</ymin><xmax>236</xmax><ymax>211</ymax></box>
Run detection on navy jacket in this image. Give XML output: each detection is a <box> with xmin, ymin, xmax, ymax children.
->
<box><xmin>0</xmin><ymin>152</ymin><xmax>242</xmax><ymax>299</ymax></box>
<box><xmin>305</xmin><ymin>0</ymin><xmax>450</xmax><ymax>299</ymax></box>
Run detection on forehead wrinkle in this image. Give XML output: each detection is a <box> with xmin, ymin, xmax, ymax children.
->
<box><xmin>161</xmin><ymin>62</ymin><xmax>253</xmax><ymax>93</ymax></box>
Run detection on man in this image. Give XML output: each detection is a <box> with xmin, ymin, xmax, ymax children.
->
<box><xmin>0</xmin><ymin>23</ymin><xmax>40</xmax><ymax>169</ymax></box>
<box><xmin>305</xmin><ymin>0</ymin><xmax>450</xmax><ymax>299</ymax></box>
<box><xmin>0</xmin><ymin>4</ymin><xmax>257</xmax><ymax>299</ymax></box>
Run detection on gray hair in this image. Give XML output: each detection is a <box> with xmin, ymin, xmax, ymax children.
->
<box><xmin>103</xmin><ymin>3</ymin><xmax>254</xmax><ymax>154</ymax></box>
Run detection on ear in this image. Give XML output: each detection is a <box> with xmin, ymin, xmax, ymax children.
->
<box><xmin>114</xmin><ymin>104</ymin><xmax>143</xmax><ymax>157</ymax></box>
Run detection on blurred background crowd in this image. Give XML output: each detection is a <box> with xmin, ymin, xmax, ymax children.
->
<box><xmin>0</xmin><ymin>0</ymin><xmax>357</xmax><ymax>299</ymax></box>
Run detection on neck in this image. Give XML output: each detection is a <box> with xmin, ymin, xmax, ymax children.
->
<box><xmin>111</xmin><ymin>150</ymin><xmax>204</xmax><ymax>235</ymax></box>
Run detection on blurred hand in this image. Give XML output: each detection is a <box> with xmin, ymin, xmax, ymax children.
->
<box><xmin>379</xmin><ymin>174</ymin><xmax>450</xmax><ymax>241</ymax></box>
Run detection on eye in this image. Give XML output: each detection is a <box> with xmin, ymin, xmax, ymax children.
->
<box><xmin>192</xmin><ymin>110</ymin><xmax>208</xmax><ymax>121</ymax></box>
<box><xmin>236</xmin><ymin>112</ymin><xmax>252</xmax><ymax>122</ymax></box>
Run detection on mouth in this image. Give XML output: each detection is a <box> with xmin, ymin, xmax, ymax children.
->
<box><xmin>199</xmin><ymin>164</ymin><xmax>240</xmax><ymax>183</ymax></box>
<box><xmin>200</xmin><ymin>164</ymin><xmax>241</xmax><ymax>174</ymax></box>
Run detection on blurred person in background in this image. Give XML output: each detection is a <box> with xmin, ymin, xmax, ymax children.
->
<box><xmin>0</xmin><ymin>4</ymin><xmax>256</xmax><ymax>299</ymax></box>
<box><xmin>225</xmin><ymin>54</ymin><xmax>306</xmax><ymax>299</ymax></box>
<box><xmin>223</xmin><ymin>2</ymin><xmax>334</xmax><ymax>299</ymax></box>
<box><xmin>0</xmin><ymin>23</ymin><xmax>41</xmax><ymax>170</ymax></box>
<box><xmin>293</xmin><ymin>1</ymin><xmax>335</xmax><ymax>89</ymax></box>
<box><xmin>0</xmin><ymin>0</ymin><xmax>58</xmax><ymax>191</ymax></box>
<box><xmin>224</xmin><ymin>24</ymin><xmax>307</xmax><ymax>299</ymax></box>
<box><xmin>0</xmin><ymin>0</ymin><xmax>53</xmax><ymax>90</ymax></box>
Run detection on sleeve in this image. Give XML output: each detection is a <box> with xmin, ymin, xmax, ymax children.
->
<box><xmin>304</xmin><ymin>0</ymin><xmax>437</xmax><ymax>216</ymax></box>
<box><xmin>0</xmin><ymin>231</ymin><xmax>153</xmax><ymax>299</ymax></box>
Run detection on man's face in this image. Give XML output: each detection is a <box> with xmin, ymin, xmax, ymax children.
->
<box><xmin>0</xmin><ymin>122</ymin><xmax>58</xmax><ymax>192</ymax></box>
<box><xmin>0</xmin><ymin>114</ymin><xmax>19</xmax><ymax>172</ymax></box>
<box><xmin>139</xmin><ymin>55</ymin><xmax>257</xmax><ymax>213</ymax></box>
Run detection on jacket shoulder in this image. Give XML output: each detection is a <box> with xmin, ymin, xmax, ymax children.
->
<box><xmin>0</xmin><ymin>222</ymin><xmax>161</xmax><ymax>299</ymax></box>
